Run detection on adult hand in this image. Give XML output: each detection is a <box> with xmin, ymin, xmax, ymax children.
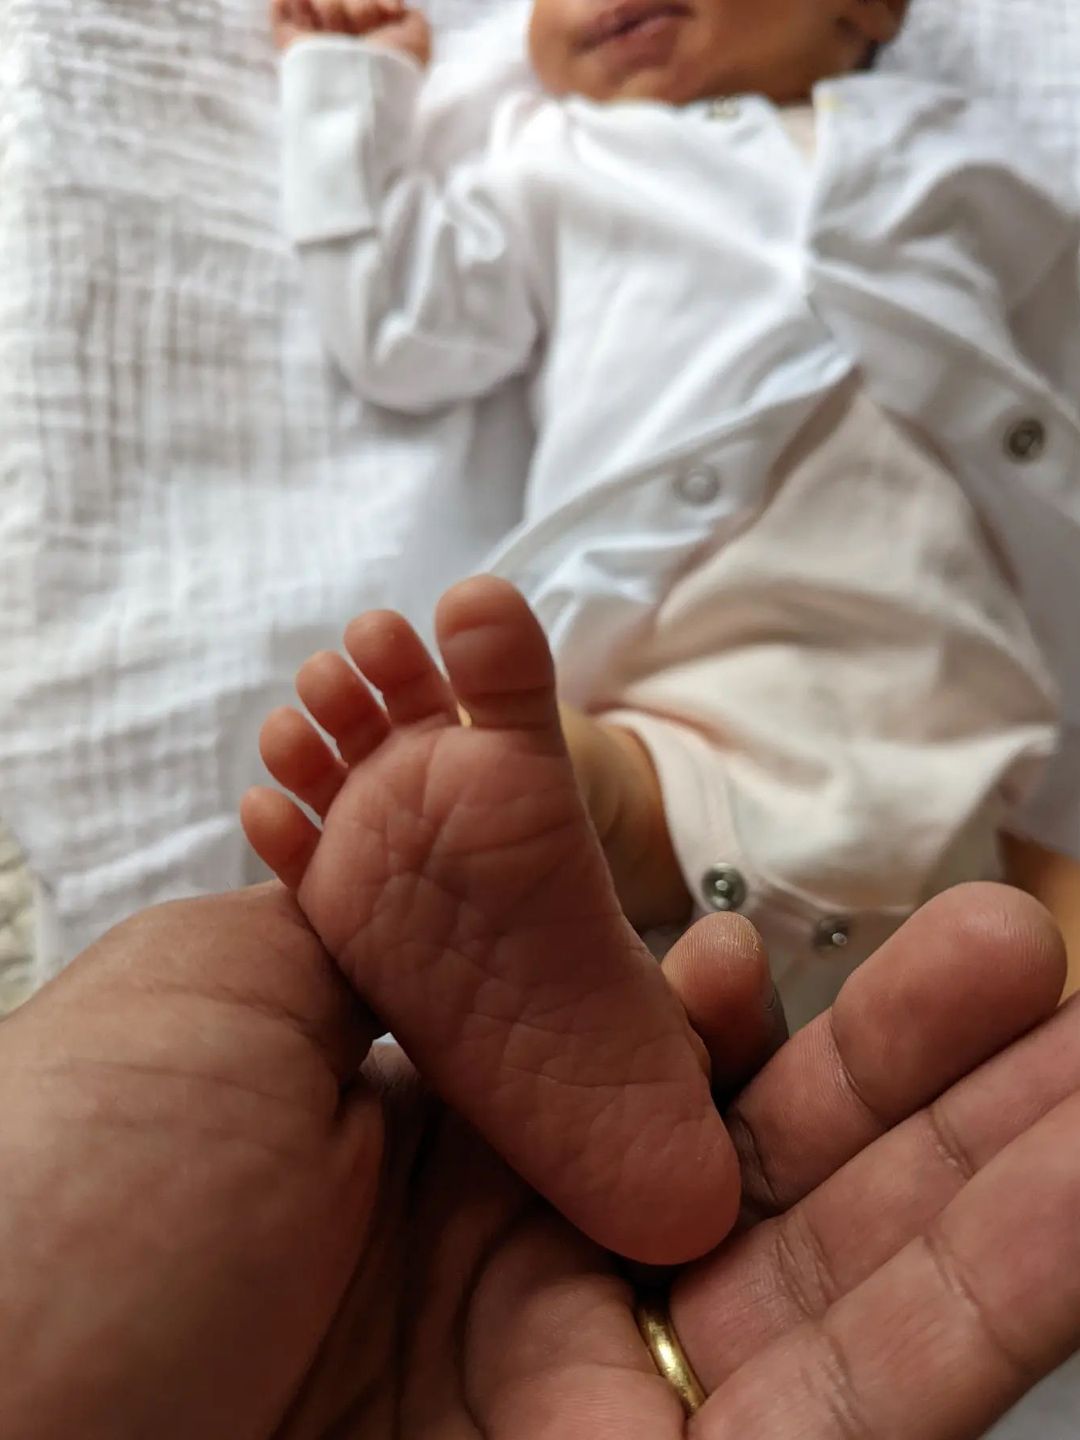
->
<box><xmin>0</xmin><ymin>882</ymin><xmax>1075</xmax><ymax>1439</ymax></box>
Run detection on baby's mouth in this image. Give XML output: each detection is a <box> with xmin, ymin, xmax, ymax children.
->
<box><xmin>578</xmin><ymin>0</ymin><xmax>692</xmax><ymax>52</ymax></box>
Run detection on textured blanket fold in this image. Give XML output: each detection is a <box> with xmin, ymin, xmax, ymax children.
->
<box><xmin>0</xmin><ymin>0</ymin><xmax>527</xmax><ymax>976</ymax></box>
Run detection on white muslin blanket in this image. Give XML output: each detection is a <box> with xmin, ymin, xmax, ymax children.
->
<box><xmin>881</xmin><ymin>0</ymin><xmax>1080</xmax><ymax>179</ymax></box>
<box><xmin>0</xmin><ymin>0</ymin><xmax>530</xmax><ymax>977</ymax></box>
<box><xmin>0</xmin><ymin>0</ymin><xmax>1078</xmax><ymax>989</ymax></box>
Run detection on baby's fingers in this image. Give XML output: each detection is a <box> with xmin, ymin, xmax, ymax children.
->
<box><xmin>306</xmin><ymin>0</ymin><xmax>345</xmax><ymax>29</ymax></box>
<box><xmin>340</xmin><ymin>0</ymin><xmax>399</xmax><ymax>31</ymax></box>
<box><xmin>270</xmin><ymin>0</ymin><xmax>317</xmax><ymax>49</ymax></box>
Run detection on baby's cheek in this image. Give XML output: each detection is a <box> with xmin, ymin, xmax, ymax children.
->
<box><xmin>527</xmin><ymin>8</ymin><xmax>579</xmax><ymax>98</ymax></box>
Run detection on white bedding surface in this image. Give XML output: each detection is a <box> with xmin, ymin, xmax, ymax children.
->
<box><xmin>0</xmin><ymin>822</ymin><xmax>34</xmax><ymax>1014</ymax></box>
<box><xmin>0</xmin><ymin>0</ymin><xmax>1078</xmax><ymax>986</ymax></box>
<box><xmin>0</xmin><ymin>0</ymin><xmax>521</xmax><ymax>976</ymax></box>
<box><xmin>883</xmin><ymin>0</ymin><xmax>1080</xmax><ymax>181</ymax></box>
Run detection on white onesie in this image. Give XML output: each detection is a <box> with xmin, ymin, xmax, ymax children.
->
<box><xmin>281</xmin><ymin>41</ymin><xmax>1080</xmax><ymax>1020</ymax></box>
<box><xmin>596</xmin><ymin>110</ymin><xmax>1056</xmax><ymax>1023</ymax></box>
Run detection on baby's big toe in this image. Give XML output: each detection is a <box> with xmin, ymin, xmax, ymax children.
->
<box><xmin>436</xmin><ymin>576</ymin><xmax>562</xmax><ymax>736</ymax></box>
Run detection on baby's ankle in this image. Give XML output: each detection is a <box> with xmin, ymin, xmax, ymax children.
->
<box><xmin>561</xmin><ymin>706</ymin><xmax>691</xmax><ymax>930</ymax></box>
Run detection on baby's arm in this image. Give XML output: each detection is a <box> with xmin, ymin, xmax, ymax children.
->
<box><xmin>274</xmin><ymin>0</ymin><xmax>539</xmax><ymax>411</ymax></box>
<box><xmin>1001</xmin><ymin>834</ymin><xmax>1080</xmax><ymax>1001</ymax></box>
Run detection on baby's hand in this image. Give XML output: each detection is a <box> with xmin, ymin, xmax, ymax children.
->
<box><xmin>271</xmin><ymin>0</ymin><xmax>431</xmax><ymax>66</ymax></box>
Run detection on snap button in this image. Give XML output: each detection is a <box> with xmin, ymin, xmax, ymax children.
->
<box><xmin>813</xmin><ymin>916</ymin><xmax>852</xmax><ymax>952</ymax></box>
<box><xmin>701</xmin><ymin>863</ymin><xmax>747</xmax><ymax>913</ymax></box>
<box><xmin>1004</xmin><ymin>418</ymin><xmax>1046</xmax><ymax>463</ymax></box>
<box><xmin>707</xmin><ymin>97</ymin><xmax>741</xmax><ymax>121</ymax></box>
<box><xmin>674</xmin><ymin>465</ymin><xmax>720</xmax><ymax>506</ymax></box>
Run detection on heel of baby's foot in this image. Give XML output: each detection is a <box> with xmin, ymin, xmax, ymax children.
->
<box><xmin>240</xmin><ymin>786</ymin><xmax>320</xmax><ymax>892</ymax></box>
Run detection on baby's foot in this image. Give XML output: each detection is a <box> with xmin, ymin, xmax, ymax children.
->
<box><xmin>242</xmin><ymin>576</ymin><xmax>738</xmax><ymax>1263</ymax></box>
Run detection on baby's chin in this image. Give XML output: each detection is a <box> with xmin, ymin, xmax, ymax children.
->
<box><xmin>595</xmin><ymin>70</ymin><xmax>712</xmax><ymax>104</ymax></box>
<box><xmin>533</xmin><ymin>56</ymin><xmax>718</xmax><ymax>108</ymax></box>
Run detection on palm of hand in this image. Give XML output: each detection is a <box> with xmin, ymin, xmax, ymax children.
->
<box><xmin>285</xmin><ymin>1054</ymin><xmax>683</xmax><ymax>1440</ymax></box>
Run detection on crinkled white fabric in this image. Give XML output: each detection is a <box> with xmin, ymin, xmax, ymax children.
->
<box><xmin>882</xmin><ymin>0</ymin><xmax>1080</xmax><ymax>182</ymax></box>
<box><xmin>0</xmin><ymin>823</ymin><xmax>35</xmax><ymax>1015</ymax></box>
<box><xmin>0</xmin><ymin>0</ymin><xmax>528</xmax><ymax>979</ymax></box>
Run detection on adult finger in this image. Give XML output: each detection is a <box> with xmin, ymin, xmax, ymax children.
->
<box><xmin>662</xmin><ymin>914</ymin><xmax>788</xmax><ymax>1098</ymax></box>
<box><xmin>676</xmin><ymin>993</ymin><xmax>1080</xmax><ymax>1385</ymax></box>
<box><xmin>693</xmin><ymin>1090</ymin><xmax>1080</xmax><ymax>1440</ymax></box>
<box><xmin>723</xmin><ymin>884</ymin><xmax>1066</xmax><ymax>1222</ymax></box>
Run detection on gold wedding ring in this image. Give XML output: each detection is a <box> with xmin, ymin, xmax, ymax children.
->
<box><xmin>634</xmin><ymin>1290</ymin><xmax>706</xmax><ymax>1415</ymax></box>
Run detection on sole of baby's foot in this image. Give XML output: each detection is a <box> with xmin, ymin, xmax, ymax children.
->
<box><xmin>241</xmin><ymin>576</ymin><xmax>738</xmax><ymax>1263</ymax></box>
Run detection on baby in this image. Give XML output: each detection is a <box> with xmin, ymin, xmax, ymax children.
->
<box><xmin>271</xmin><ymin>0</ymin><xmax>1080</xmax><ymax>1021</ymax></box>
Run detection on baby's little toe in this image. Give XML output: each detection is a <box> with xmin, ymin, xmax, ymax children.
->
<box><xmin>240</xmin><ymin>787</ymin><xmax>320</xmax><ymax>891</ymax></box>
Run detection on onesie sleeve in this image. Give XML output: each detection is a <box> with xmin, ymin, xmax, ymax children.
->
<box><xmin>281</xmin><ymin>39</ymin><xmax>540</xmax><ymax>412</ymax></box>
<box><xmin>995</xmin><ymin>247</ymin><xmax>1080</xmax><ymax>865</ymax></box>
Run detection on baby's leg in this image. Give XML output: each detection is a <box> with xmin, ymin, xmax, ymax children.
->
<box><xmin>242</xmin><ymin>576</ymin><xmax>739</xmax><ymax>1264</ymax></box>
<box><xmin>561</xmin><ymin>704</ymin><xmax>693</xmax><ymax>930</ymax></box>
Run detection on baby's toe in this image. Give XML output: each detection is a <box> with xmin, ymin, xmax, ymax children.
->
<box><xmin>436</xmin><ymin>576</ymin><xmax>561</xmax><ymax>735</ymax></box>
<box><xmin>259</xmin><ymin>706</ymin><xmax>347</xmax><ymax>819</ymax></box>
<box><xmin>240</xmin><ymin>787</ymin><xmax>320</xmax><ymax>890</ymax></box>
<box><xmin>296</xmin><ymin>651</ymin><xmax>389</xmax><ymax>767</ymax></box>
<box><xmin>344</xmin><ymin>611</ymin><xmax>458</xmax><ymax>728</ymax></box>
